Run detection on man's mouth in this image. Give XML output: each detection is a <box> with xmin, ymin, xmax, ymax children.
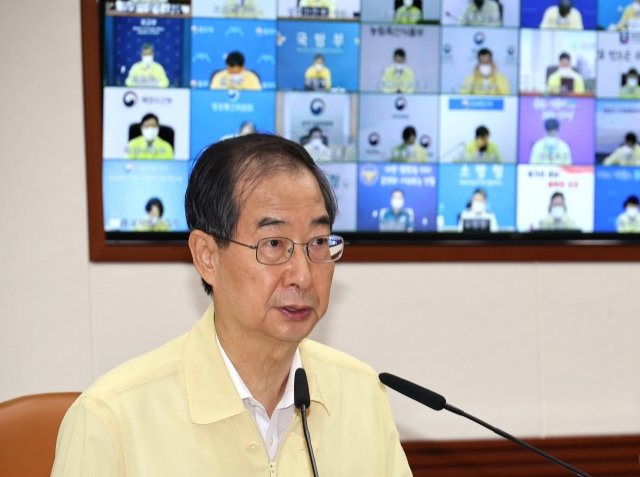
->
<box><xmin>277</xmin><ymin>306</ymin><xmax>312</xmax><ymax>321</ymax></box>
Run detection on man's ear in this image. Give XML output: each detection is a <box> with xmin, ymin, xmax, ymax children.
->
<box><xmin>189</xmin><ymin>231</ymin><xmax>218</xmax><ymax>291</ymax></box>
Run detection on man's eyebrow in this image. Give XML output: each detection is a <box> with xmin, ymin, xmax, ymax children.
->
<box><xmin>256</xmin><ymin>217</ymin><xmax>288</xmax><ymax>229</ymax></box>
<box><xmin>311</xmin><ymin>215</ymin><xmax>331</xmax><ymax>226</ymax></box>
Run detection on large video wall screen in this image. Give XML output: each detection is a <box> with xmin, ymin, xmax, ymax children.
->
<box><xmin>102</xmin><ymin>0</ymin><xmax>640</xmax><ymax>239</ymax></box>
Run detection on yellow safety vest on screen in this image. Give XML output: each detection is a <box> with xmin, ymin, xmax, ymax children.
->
<box><xmin>209</xmin><ymin>70</ymin><xmax>262</xmax><ymax>90</ymax></box>
<box><xmin>460</xmin><ymin>72</ymin><xmax>510</xmax><ymax>95</ymax></box>
<box><xmin>462</xmin><ymin>141</ymin><xmax>502</xmax><ymax>163</ymax></box>
<box><xmin>540</xmin><ymin>6</ymin><xmax>584</xmax><ymax>29</ymax></box>
<box><xmin>304</xmin><ymin>65</ymin><xmax>332</xmax><ymax>90</ymax></box>
<box><xmin>617</xmin><ymin>213</ymin><xmax>640</xmax><ymax>232</ymax></box>
<box><xmin>394</xmin><ymin>6</ymin><xmax>421</xmax><ymax>24</ymax></box>
<box><xmin>381</xmin><ymin>66</ymin><xmax>416</xmax><ymax>93</ymax></box>
<box><xmin>390</xmin><ymin>143</ymin><xmax>429</xmax><ymax>162</ymax></box>
<box><xmin>222</xmin><ymin>0</ymin><xmax>262</xmax><ymax>18</ymax></box>
<box><xmin>460</xmin><ymin>0</ymin><xmax>501</xmax><ymax>26</ymax></box>
<box><xmin>617</xmin><ymin>4</ymin><xmax>640</xmax><ymax>30</ymax></box>
<box><xmin>125</xmin><ymin>136</ymin><xmax>174</xmax><ymax>160</ymax></box>
<box><xmin>125</xmin><ymin>62</ymin><xmax>170</xmax><ymax>88</ymax></box>
<box><xmin>603</xmin><ymin>145</ymin><xmax>640</xmax><ymax>166</ymax></box>
<box><xmin>547</xmin><ymin>70</ymin><xmax>585</xmax><ymax>94</ymax></box>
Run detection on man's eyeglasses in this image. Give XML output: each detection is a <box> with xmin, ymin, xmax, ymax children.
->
<box><xmin>221</xmin><ymin>234</ymin><xmax>345</xmax><ymax>266</ymax></box>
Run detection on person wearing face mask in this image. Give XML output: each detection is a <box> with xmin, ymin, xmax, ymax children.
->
<box><xmin>540</xmin><ymin>0</ymin><xmax>584</xmax><ymax>30</ymax></box>
<box><xmin>617</xmin><ymin>0</ymin><xmax>640</xmax><ymax>31</ymax></box>
<box><xmin>390</xmin><ymin>126</ymin><xmax>429</xmax><ymax>162</ymax></box>
<box><xmin>463</xmin><ymin>126</ymin><xmax>502</xmax><ymax>163</ymax></box>
<box><xmin>304</xmin><ymin>54</ymin><xmax>332</xmax><ymax>91</ymax></box>
<box><xmin>125</xmin><ymin>43</ymin><xmax>170</xmax><ymax>88</ymax></box>
<box><xmin>222</xmin><ymin>0</ymin><xmax>263</xmax><ymax>18</ymax></box>
<box><xmin>538</xmin><ymin>192</ymin><xmax>578</xmax><ymax>230</ymax></box>
<box><xmin>395</xmin><ymin>0</ymin><xmax>422</xmax><ymax>24</ymax></box>
<box><xmin>547</xmin><ymin>52</ymin><xmax>585</xmax><ymax>95</ymax></box>
<box><xmin>210</xmin><ymin>51</ymin><xmax>262</xmax><ymax>90</ymax></box>
<box><xmin>616</xmin><ymin>196</ymin><xmax>640</xmax><ymax>232</ymax></box>
<box><xmin>604</xmin><ymin>132</ymin><xmax>640</xmax><ymax>165</ymax></box>
<box><xmin>529</xmin><ymin>118</ymin><xmax>573</xmax><ymax>165</ymax></box>
<box><xmin>379</xmin><ymin>189</ymin><xmax>415</xmax><ymax>232</ymax></box>
<box><xmin>457</xmin><ymin>188</ymin><xmax>499</xmax><ymax>232</ymax></box>
<box><xmin>381</xmin><ymin>49</ymin><xmax>417</xmax><ymax>93</ymax></box>
<box><xmin>303</xmin><ymin>127</ymin><xmax>332</xmax><ymax>162</ymax></box>
<box><xmin>460</xmin><ymin>0</ymin><xmax>501</xmax><ymax>27</ymax></box>
<box><xmin>620</xmin><ymin>69</ymin><xmax>640</xmax><ymax>98</ymax></box>
<box><xmin>460</xmin><ymin>48</ymin><xmax>510</xmax><ymax>95</ymax></box>
<box><xmin>133</xmin><ymin>198</ymin><xmax>171</xmax><ymax>232</ymax></box>
<box><xmin>126</xmin><ymin>113</ymin><xmax>174</xmax><ymax>160</ymax></box>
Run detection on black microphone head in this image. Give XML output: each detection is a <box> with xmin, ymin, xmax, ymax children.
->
<box><xmin>379</xmin><ymin>373</ymin><xmax>446</xmax><ymax>411</ymax></box>
<box><xmin>294</xmin><ymin>368</ymin><xmax>311</xmax><ymax>410</ymax></box>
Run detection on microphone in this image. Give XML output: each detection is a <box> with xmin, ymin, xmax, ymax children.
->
<box><xmin>379</xmin><ymin>373</ymin><xmax>593</xmax><ymax>477</ymax></box>
<box><xmin>294</xmin><ymin>368</ymin><xmax>320</xmax><ymax>477</ymax></box>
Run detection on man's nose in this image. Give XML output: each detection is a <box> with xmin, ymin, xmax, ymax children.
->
<box><xmin>284</xmin><ymin>244</ymin><xmax>313</xmax><ymax>289</ymax></box>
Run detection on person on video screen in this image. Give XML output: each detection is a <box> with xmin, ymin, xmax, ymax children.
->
<box><xmin>617</xmin><ymin>0</ymin><xmax>640</xmax><ymax>31</ymax></box>
<box><xmin>547</xmin><ymin>52</ymin><xmax>585</xmax><ymax>94</ymax></box>
<box><xmin>616</xmin><ymin>196</ymin><xmax>640</xmax><ymax>232</ymax></box>
<box><xmin>540</xmin><ymin>0</ymin><xmax>584</xmax><ymax>29</ymax></box>
<box><xmin>223</xmin><ymin>0</ymin><xmax>263</xmax><ymax>18</ymax></box>
<box><xmin>460</xmin><ymin>0</ymin><xmax>501</xmax><ymax>27</ymax></box>
<box><xmin>304</xmin><ymin>55</ymin><xmax>332</xmax><ymax>91</ymax></box>
<box><xmin>210</xmin><ymin>51</ymin><xmax>262</xmax><ymax>90</ymax></box>
<box><xmin>538</xmin><ymin>192</ymin><xmax>578</xmax><ymax>230</ymax></box>
<box><xmin>463</xmin><ymin>126</ymin><xmax>502</xmax><ymax>163</ymax></box>
<box><xmin>603</xmin><ymin>132</ymin><xmax>640</xmax><ymax>165</ymax></box>
<box><xmin>620</xmin><ymin>68</ymin><xmax>640</xmax><ymax>98</ymax></box>
<box><xmin>133</xmin><ymin>198</ymin><xmax>171</xmax><ymax>232</ymax></box>
<box><xmin>124</xmin><ymin>43</ymin><xmax>170</xmax><ymax>88</ymax></box>
<box><xmin>460</xmin><ymin>48</ymin><xmax>510</xmax><ymax>95</ymax></box>
<box><xmin>125</xmin><ymin>113</ymin><xmax>174</xmax><ymax>160</ymax></box>
<box><xmin>457</xmin><ymin>188</ymin><xmax>499</xmax><ymax>232</ymax></box>
<box><xmin>298</xmin><ymin>0</ymin><xmax>337</xmax><ymax>18</ymax></box>
<box><xmin>381</xmin><ymin>49</ymin><xmax>416</xmax><ymax>93</ymax></box>
<box><xmin>390</xmin><ymin>126</ymin><xmax>428</xmax><ymax>162</ymax></box>
<box><xmin>529</xmin><ymin>118</ymin><xmax>573</xmax><ymax>165</ymax></box>
<box><xmin>303</xmin><ymin>127</ymin><xmax>332</xmax><ymax>162</ymax></box>
<box><xmin>379</xmin><ymin>189</ymin><xmax>415</xmax><ymax>232</ymax></box>
<box><xmin>395</xmin><ymin>0</ymin><xmax>421</xmax><ymax>23</ymax></box>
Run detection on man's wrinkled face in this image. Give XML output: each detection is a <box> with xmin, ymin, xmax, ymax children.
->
<box><xmin>212</xmin><ymin>169</ymin><xmax>334</xmax><ymax>344</ymax></box>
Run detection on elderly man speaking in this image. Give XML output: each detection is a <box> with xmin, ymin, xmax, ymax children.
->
<box><xmin>52</xmin><ymin>134</ymin><xmax>412</xmax><ymax>477</ymax></box>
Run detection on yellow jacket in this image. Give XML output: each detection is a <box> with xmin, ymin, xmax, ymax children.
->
<box><xmin>222</xmin><ymin>0</ymin><xmax>262</xmax><ymax>18</ymax></box>
<box><xmin>304</xmin><ymin>65</ymin><xmax>332</xmax><ymax>90</ymax></box>
<box><xmin>540</xmin><ymin>6</ymin><xmax>584</xmax><ymax>29</ymax></box>
<box><xmin>395</xmin><ymin>5</ymin><xmax>421</xmax><ymax>23</ymax></box>
<box><xmin>381</xmin><ymin>65</ymin><xmax>416</xmax><ymax>93</ymax></box>
<box><xmin>463</xmin><ymin>141</ymin><xmax>502</xmax><ymax>163</ymax></box>
<box><xmin>125</xmin><ymin>136</ymin><xmax>174</xmax><ymax>160</ymax></box>
<box><xmin>460</xmin><ymin>71</ymin><xmax>510</xmax><ymax>95</ymax></box>
<box><xmin>52</xmin><ymin>304</ymin><xmax>412</xmax><ymax>477</ymax></box>
<box><xmin>617</xmin><ymin>4</ymin><xmax>640</xmax><ymax>30</ymax></box>
<box><xmin>547</xmin><ymin>70</ymin><xmax>585</xmax><ymax>94</ymax></box>
<box><xmin>125</xmin><ymin>61</ymin><xmax>170</xmax><ymax>88</ymax></box>
<box><xmin>210</xmin><ymin>69</ymin><xmax>262</xmax><ymax>90</ymax></box>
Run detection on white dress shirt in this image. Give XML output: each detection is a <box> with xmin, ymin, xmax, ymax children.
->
<box><xmin>216</xmin><ymin>334</ymin><xmax>302</xmax><ymax>460</ymax></box>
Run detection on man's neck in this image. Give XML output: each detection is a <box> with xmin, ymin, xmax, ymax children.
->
<box><xmin>216</xmin><ymin>317</ymin><xmax>298</xmax><ymax>417</ymax></box>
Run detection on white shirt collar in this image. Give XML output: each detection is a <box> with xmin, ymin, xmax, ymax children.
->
<box><xmin>216</xmin><ymin>334</ymin><xmax>302</xmax><ymax>410</ymax></box>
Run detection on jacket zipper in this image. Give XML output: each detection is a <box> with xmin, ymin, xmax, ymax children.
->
<box><xmin>249</xmin><ymin>412</ymin><xmax>299</xmax><ymax>477</ymax></box>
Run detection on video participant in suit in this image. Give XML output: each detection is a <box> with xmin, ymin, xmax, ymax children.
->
<box><xmin>125</xmin><ymin>113</ymin><xmax>174</xmax><ymax>160</ymax></box>
<box><xmin>457</xmin><ymin>188</ymin><xmax>499</xmax><ymax>232</ymax></box>
<box><xmin>125</xmin><ymin>43</ymin><xmax>170</xmax><ymax>88</ymax></box>
<box><xmin>210</xmin><ymin>51</ymin><xmax>262</xmax><ymax>90</ymax></box>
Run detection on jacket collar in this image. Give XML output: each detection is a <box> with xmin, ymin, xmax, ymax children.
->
<box><xmin>184</xmin><ymin>304</ymin><xmax>330</xmax><ymax>425</ymax></box>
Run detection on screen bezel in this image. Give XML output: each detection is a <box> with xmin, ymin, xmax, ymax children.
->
<box><xmin>82</xmin><ymin>0</ymin><xmax>640</xmax><ymax>263</ymax></box>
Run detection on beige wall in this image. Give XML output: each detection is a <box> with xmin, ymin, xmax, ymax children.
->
<box><xmin>1</xmin><ymin>0</ymin><xmax>639</xmax><ymax>442</ymax></box>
